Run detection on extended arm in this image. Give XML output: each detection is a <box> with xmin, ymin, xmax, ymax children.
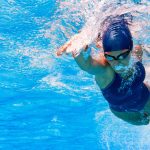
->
<box><xmin>74</xmin><ymin>51</ymin><xmax>106</xmax><ymax>75</ymax></box>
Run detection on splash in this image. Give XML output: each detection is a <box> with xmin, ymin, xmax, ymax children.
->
<box><xmin>47</xmin><ymin>0</ymin><xmax>150</xmax><ymax>57</ymax></box>
<box><xmin>113</xmin><ymin>54</ymin><xmax>137</xmax><ymax>73</ymax></box>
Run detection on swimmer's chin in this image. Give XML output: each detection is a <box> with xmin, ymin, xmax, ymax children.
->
<box><xmin>113</xmin><ymin>66</ymin><xmax>128</xmax><ymax>74</ymax></box>
<box><xmin>114</xmin><ymin>69</ymin><xmax>126</xmax><ymax>74</ymax></box>
<box><xmin>112</xmin><ymin>67</ymin><xmax>124</xmax><ymax>72</ymax></box>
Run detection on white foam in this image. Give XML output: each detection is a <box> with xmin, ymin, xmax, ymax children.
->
<box><xmin>54</xmin><ymin>0</ymin><xmax>150</xmax><ymax>56</ymax></box>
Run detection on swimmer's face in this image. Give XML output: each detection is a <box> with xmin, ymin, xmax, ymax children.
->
<box><xmin>104</xmin><ymin>49</ymin><xmax>131</xmax><ymax>73</ymax></box>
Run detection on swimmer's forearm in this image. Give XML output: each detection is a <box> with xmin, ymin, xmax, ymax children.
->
<box><xmin>74</xmin><ymin>52</ymin><xmax>105</xmax><ymax>75</ymax></box>
<box><xmin>74</xmin><ymin>52</ymin><xmax>92</xmax><ymax>72</ymax></box>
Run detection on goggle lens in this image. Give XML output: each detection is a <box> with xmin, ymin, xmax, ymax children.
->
<box><xmin>104</xmin><ymin>50</ymin><xmax>130</xmax><ymax>61</ymax></box>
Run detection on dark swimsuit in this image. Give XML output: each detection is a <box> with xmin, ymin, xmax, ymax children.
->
<box><xmin>101</xmin><ymin>61</ymin><xmax>150</xmax><ymax>112</ymax></box>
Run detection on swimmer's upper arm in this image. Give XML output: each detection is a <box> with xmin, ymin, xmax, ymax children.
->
<box><xmin>74</xmin><ymin>52</ymin><xmax>106</xmax><ymax>75</ymax></box>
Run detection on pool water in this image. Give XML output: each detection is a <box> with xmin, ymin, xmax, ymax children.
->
<box><xmin>1</xmin><ymin>0</ymin><xmax>150</xmax><ymax>149</ymax></box>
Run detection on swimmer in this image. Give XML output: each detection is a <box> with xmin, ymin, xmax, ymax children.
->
<box><xmin>56</xmin><ymin>15</ymin><xmax>150</xmax><ymax>125</ymax></box>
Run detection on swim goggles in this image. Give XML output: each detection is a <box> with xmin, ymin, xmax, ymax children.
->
<box><xmin>104</xmin><ymin>50</ymin><xmax>130</xmax><ymax>61</ymax></box>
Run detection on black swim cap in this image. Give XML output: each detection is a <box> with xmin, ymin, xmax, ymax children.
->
<box><xmin>102</xmin><ymin>16</ymin><xmax>133</xmax><ymax>52</ymax></box>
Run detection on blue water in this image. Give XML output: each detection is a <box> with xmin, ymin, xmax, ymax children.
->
<box><xmin>1</xmin><ymin>0</ymin><xmax>150</xmax><ymax>149</ymax></box>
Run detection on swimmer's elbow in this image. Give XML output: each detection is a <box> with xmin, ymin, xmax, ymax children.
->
<box><xmin>74</xmin><ymin>54</ymin><xmax>93</xmax><ymax>74</ymax></box>
<box><xmin>77</xmin><ymin>63</ymin><xmax>94</xmax><ymax>74</ymax></box>
<box><xmin>74</xmin><ymin>54</ymin><xmax>103</xmax><ymax>75</ymax></box>
<box><xmin>80</xmin><ymin>64</ymin><xmax>103</xmax><ymax>75</ymax></box>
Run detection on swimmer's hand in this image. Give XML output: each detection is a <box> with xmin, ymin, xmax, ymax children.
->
<box><xmin>56</xmin><ymin>28</ymin><xmax>93</xmax><ymax>57</ymax></box>
<box><xmin>56</xmin><ymin>34</ymin><xmax>89</xmax><ymax>57</ymax></box>
<box><xmin>56</xmin><ymin>34</ymin><xmax>81</xmax><ymax>57</ymax></box>
<box><xmin>72</xmin><ymin>45</ymin><xmax>88</xmax><ymax>58</ymax></box>
<box><xmin>56</xmin><ymin>41</ymin><xmax>88</xmax><ymax>57</ymax></box>
<box><xmin>56</xmin><ymin>41</ymin><xmax>72</xmax><ymax>56</ymax></box>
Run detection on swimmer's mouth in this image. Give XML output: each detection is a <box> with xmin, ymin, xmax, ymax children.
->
<box><xmin>113</xmin><ymin>65</ymin><xmax>125</xmax><ymax>72</ymax></box>
<box><xmin>113</xmin><ymin>65</ymin><xmax>132</xmax><ymax>75</ymax></box>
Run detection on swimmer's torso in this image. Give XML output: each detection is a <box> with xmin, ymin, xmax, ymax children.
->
<box><xmin>95</xmin><ymin>61</ymin><xmax>150</xmax><ymax>112</ymax></box>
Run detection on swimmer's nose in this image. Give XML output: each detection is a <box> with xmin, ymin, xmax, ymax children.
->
<box><xmin>112</xmin><ymin>60</ymin><xmax>119</xmax><ymax>66</ymax></box>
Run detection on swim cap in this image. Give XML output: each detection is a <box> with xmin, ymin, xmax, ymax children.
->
<box><xmin>102</xmin><ymin>17</ymin><xmax>133</xmax><ymax>52</ymax></box>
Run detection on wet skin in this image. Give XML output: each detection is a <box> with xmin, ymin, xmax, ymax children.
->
<box><xmin>74</xmin><ymin>49</ymin><xmax>150</xmax><ymax>125</ymax></box>
<box><xmin>57</xmin><ymin>42</ymin><xmax>150</xmax><ymax>125</ymax></box>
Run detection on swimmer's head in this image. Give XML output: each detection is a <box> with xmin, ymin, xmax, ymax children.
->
<box><xmin>102</xmin><ymin>16</ymin><xmax>133</xmax><ymax>52</ymax></box>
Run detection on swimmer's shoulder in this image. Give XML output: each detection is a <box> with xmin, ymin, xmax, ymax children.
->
<box><xmin>92</xmin><ymin>52</ymin><xmax>115</xmax><ymax>89</ymax></box>
<box><xmin>92</xmin><ymin>52</ymin><xmax>113</xmax><ymax>73</ymax></box>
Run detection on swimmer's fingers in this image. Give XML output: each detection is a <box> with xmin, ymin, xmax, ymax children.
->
<box><xmin>56</xmin><ymin>47</ymin><xmax>66</xmax><ymax>56</ymax></box>
<box><xmin>56</xmin><ymin>42</ymin><xmax>72</xmax><ymax>56</ymax></box>
<box><xmin>72</xmin><ymin>49</ymin><xmax>79</xmax><ymax>58</ymax></box>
